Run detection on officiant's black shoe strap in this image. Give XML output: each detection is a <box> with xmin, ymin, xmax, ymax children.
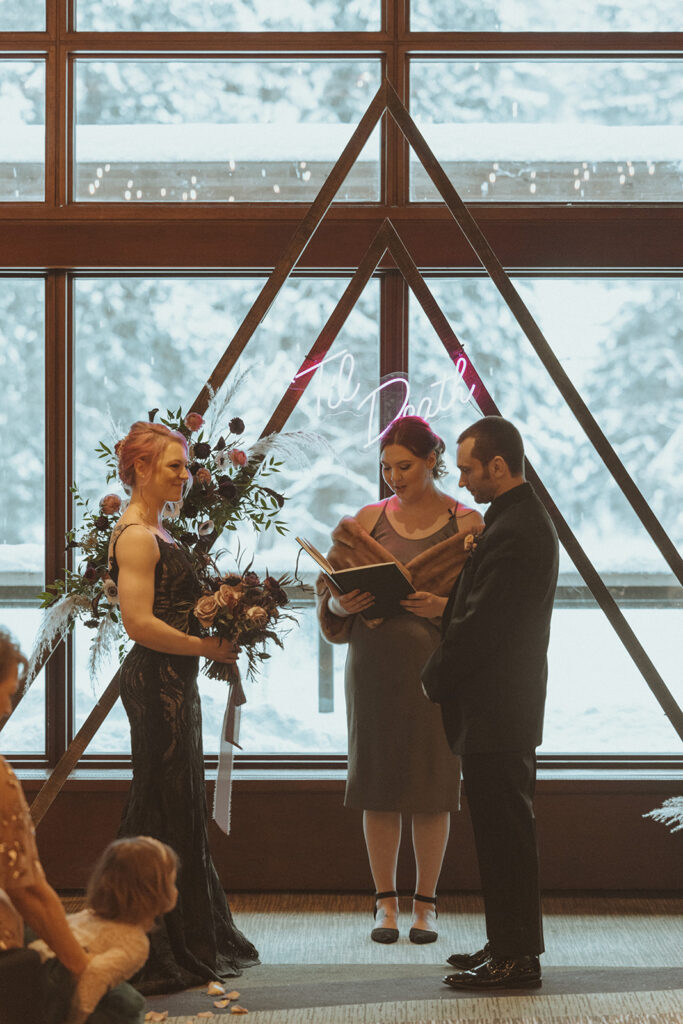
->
<box><xmin>413</xmin><ymin>893</ymin><xmax>438</xmax><ymax>916</ymax></box>
<box><xmin>371</xmin><ymin>890</ymin><xmax>399</xmax><ymax>944</ymax></box>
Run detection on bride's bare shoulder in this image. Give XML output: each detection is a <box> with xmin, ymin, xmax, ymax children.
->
<box><xmin>355</xmin><ymin>499</ymin><xmax>389</xmax><ymax>533</ymax></box>
<box><xmin>110</xmin><ymin>521</ymin><xmax>159</xmax><ymax>562</ymax></box>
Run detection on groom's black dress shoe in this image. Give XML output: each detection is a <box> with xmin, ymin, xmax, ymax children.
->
<box><xmin>443</xmin><ymin>955</ymin><xmax>541</xmax><ymax>990</ymax></box>
<box><xmin>446</xmin><ymin>941</ymin><xmax>491</xmax><ymax>970</ymax></box>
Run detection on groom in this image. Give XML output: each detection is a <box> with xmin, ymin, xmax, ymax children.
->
<box><xmin>422</xmin><ymin>416</ymin><xmax>558</xmax><ymax>990</ymax></box>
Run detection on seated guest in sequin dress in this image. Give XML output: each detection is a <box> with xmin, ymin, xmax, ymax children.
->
<box><xmin>0</xmin><ymin>629</ymin><xmax>145</xmax><ymax>1024</ymax></box>
<box><xmin>0</xmin><ymin>628</ymin><xmax>89</xmax><ymax>1024</ymax></box>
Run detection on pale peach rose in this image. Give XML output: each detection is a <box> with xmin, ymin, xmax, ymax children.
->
<box><xmin>229</xmin><ymin>449</ymin><xmax>248</xmax><ymax>468</ymax></box>
<box><xmin>215</xmin><ymin>585</ymin><xmax>242</xmax><ymax>611</ymax></box>
<box><xmin>99</xmin><ymin>493</ymin><xmax>122</xmax><ymax>515</ymax></box>
<box><xmin>195</xmin><ymin>467</ymin><xmax>212</xmax><ymax>486</ymax></box>
<box><xmin>245</xmin><ymin>606</ymin><xmax>268</xmax><ymax>628</ymax></box>
<box><xmin>184</xmin><ymin>412</ymin><xmax>205</xmax><ymax>432</ymax></box>
<box><xmin>195</xmin><ymin>593</ymin><xmax>220</xmax><ymax>628</ymax></box>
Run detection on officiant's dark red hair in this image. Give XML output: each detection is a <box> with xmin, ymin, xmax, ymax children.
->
<box><xmin>379</xmin><ymin>415</ymin><xmax>447</xmax><ymax>479</ymax></box>
<box><xmin>117</xmin><ymin>421</ymin><xmax>188</xmax><ymax>488</ymax></box>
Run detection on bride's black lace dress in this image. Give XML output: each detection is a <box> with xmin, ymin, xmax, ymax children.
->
<box><xmin>110</xmin><ymin>526</ymin><xmax>259</xmax><ymax>995</ymax></box>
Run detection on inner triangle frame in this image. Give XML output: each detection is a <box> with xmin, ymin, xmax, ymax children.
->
<box><xmin>26</xmin><ymin>78</ymin><xmax>682</xmax><ymax>828</ymax></box>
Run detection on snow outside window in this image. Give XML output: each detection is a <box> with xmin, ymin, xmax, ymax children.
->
<box><xmin>410</xmin><ymin>0</ymin><xmax>683</xmax><ymax>31</ymax></box>
<box><xmin>410</xmin><ymin>61</ymin><xmax>683</xmax><ymax>203</ymax></box>
<box><xmin>0</xmin><ymin>278</ymin><xmax>46</xmax><ymax>755</ymax></box>
<box><xmin>0</xmin><ymin>61</ymin><xmax>45</xmax><ymax>202</ymax></box>
<box><xmin>0</xmin><ymin>3</ymin><xmax>44</xmax><ymax>30</ymax></box>
<box><xmin>73</xmin><ymin>60</ymin><xmax>381</xmax><ymax>203</ymax></box>
<box><xmin>75</xmin><ymin>0</ymin><xmax>381</xmax><ymax>32</ymax></box>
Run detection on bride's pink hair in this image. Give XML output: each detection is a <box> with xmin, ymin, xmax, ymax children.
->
<box><xmin>117</xmin><ymin>421</ymin><xmax>187</xmax><ymax>488</ymax></box>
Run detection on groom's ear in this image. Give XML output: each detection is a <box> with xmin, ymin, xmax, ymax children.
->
<box><xmin>490</xmin><ymin>455</ymin><xmax>508</xmax><ymax>479</ymax></box>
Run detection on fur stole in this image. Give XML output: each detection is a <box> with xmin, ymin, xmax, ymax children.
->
<box><xmin>316</xmin><ymin>513</ymin><xmax>483</xmax><ymax>644</ymax></box>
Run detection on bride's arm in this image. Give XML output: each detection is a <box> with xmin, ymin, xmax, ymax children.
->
<box><xmin>115</xmin><ymin>526</ymin><xmax>236</xmax><ymax>662</ymax></box>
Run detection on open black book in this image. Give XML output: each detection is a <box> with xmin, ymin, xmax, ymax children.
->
<box><xmin>296</xmin><ymin>536</ymin><xmax>415</xmax><ymax>620</ymax></box>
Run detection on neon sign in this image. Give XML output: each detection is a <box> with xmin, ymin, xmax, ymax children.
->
<box><xmin>292</xmin><ymin>349</ymin><xmax>477</xmax><ymax>448</ymax></box>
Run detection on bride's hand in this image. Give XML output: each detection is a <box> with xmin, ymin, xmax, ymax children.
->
<box><xmin>201</xmin><ymin>636</ymin><xmax>240</xmax><ymax>663</ymax></box>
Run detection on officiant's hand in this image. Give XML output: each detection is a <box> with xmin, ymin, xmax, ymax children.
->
<box><xmin>400</xmin><ymin>591</ymin><xmax>448</xmax><ymax>618</ymax></box>
<box><xmin>201</xmin><ymin>636</ymin><xmax>240</xmax><ymax>662</ymax></box>
<box><xmin>328</xmin><ymin>588</ymin><xmax>376</xmax><ymax>618</ymax></box>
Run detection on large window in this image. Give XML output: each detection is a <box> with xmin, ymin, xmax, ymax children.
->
<box><xmin>0</xmin><ymin>2</ymin><xmax>680</xmax><ymax>770</ymax></box>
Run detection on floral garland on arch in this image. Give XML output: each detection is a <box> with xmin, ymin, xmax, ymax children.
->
<box><xmin>29</xmin><ymin>401</ymin><xmax>296</xmax><ymax>687</ymax></box>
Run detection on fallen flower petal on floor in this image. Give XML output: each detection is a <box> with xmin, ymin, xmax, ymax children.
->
<box><xmin>214</xmin><ymin>999</ymin><xmax>230</xmax><ymax>1008</ymax></box>
<box><xmin>225</xmin><ymin>990</ymin><xmax>240</xmax><ymax>999</ymax></box>
<box><xmin>230</xmin><ymin>1007</ymin><xmax>248</xmax><ymax>1015</ymax></box>
<box><xmin>144</xmin><ymin>1013</ymin><xmax>169</xmax><ymax>1022</ymax></box>
<box><xmin>207</xmin><ymin>981</ymin><xmax>226</xmax><ymax>996</ymax></box>
<box><xmin>196</xmin><ymin>1013</ymin><xmax>214</xmax><ymax>1019</ymax></box>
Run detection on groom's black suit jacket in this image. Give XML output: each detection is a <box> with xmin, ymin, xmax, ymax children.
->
<box><xmin>422</xmin><ymin>482</ymin><xmax>559</xmax><ymax>754</ymax></box>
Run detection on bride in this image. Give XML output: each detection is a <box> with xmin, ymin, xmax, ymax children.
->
<box><xmin>107</xmin><ymin>419</ymin><xmax>259</xmax><ymax>994</ymax></box>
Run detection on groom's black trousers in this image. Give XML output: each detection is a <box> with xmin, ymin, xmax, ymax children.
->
<box><xmin>462</xmin><ymin>751</ymin><xmax>544</xmax><ymax>958</ymax></box>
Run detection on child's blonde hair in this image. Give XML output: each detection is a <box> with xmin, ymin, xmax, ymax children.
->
<box><xmin>87</xmin><ymin>836</ymin><xmax>179</xmax><ymax>925</ymax></box>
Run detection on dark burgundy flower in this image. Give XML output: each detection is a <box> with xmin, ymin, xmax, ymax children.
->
<box><xmin>95</xmin><ymin>515</ymin><xmax>109</xmax><ymax>531</ymax></box>
<box><xmin>84</xmin><ymin>618</ymin><xmax>99</xmax><ymax>628</ymax></box>
<box><xmin>229</xmin><ymin>417</ymin><xmax>245</xmax><ymax>435</ymax></box>
<box><xmin>265</xmin><ymin>576</ymin><xmax>289</xmax><ymax>606</ymax></box>
<box><xmin>148</xmin><ymin>408</ymin><xmax>159</xmax><ymax>422</ymax></box>
<box><xmin>223</xmin><ymin>573</ymin><xmax>242</xmax><ymax>586</ymax></box>
<box><xmin>242</xmin><ymin>571</ymin><xmax>260</xmax><ymax>588</ymax></box>
<box><xmin>188</xmin><ymin>461</ymin><xmax>201</xmax><ymax>475</ymax></box>
<box><xmin>194</xmin><ymin>442</ymin><xmax>211</xmax><ymax>460</ymax></box>
<box><xmin>83</xmin><ymin>563</ymin><xmax>97</xmax><ymax>582</ymax></box>
<box><xmin>213</xmin><ymin>436</ymin><xmax>226</xmax><ymax>451</ymax></box>
<box><xmin>218</xmin><ymin>478</ymin><xmax>237</xmax><ymax>500</ymax></box>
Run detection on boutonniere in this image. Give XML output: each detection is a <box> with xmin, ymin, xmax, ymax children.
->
<box><xmin>463</xmin><ymin>532</ymin><xmax>479</xmax><ymax>553</ymax></box>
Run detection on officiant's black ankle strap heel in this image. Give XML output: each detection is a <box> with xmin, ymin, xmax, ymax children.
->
<box><xmin>371</xmin><ymin>890</ymin><xmax>399</xmax><ymax>944</ymax></box>
<box><xmin>409</xmin><ymin>893</ymin><xmax>438</xmax><ymax>944</ymax></box>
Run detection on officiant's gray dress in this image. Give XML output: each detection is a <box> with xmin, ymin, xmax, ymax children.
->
<box><xmin>344</xmin><ymin>506</ymin><xmax>461</xmax><ymax>812</ymax></box>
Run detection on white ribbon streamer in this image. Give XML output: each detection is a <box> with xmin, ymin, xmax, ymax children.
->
<box><xmin>212</xmin><ymin>671</ymin><xmax>247</xmax><ymax>836</ymax></box>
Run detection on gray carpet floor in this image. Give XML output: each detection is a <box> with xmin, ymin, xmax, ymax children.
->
<box><xmin>132</xmin><ymin>893</ymin><xmax>683</xmax><ymax>1023</ymax></box>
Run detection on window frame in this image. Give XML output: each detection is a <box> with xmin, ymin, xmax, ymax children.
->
<box><xmin>0</xmin><ymin>0</ymin><xmax>681</xmax><ymax>773</ymax></box>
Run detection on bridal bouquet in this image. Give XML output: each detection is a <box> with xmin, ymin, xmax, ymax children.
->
<box><xmin>193</xmin><ymin>566</ymin><xmax>293</xmax><ymax>681</ymax></box>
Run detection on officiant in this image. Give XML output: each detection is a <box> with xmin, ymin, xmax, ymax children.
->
<box><xmin>316</xmin><ymin>415</ymin><xmax>483</xmax><ymax>946</ymax></box>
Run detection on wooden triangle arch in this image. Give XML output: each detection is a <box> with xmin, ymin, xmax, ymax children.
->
<box><xmin>25</xmin><ymin>80</ymin><xmax>683</xmax><ymax>826</ymax></box>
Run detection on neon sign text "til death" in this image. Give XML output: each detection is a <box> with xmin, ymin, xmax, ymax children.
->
<box><xmin>292</xmin><ymin>349</ymin><xmax>477</xmax><ymax>448</ymax></box>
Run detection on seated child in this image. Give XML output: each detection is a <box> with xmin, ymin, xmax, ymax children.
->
<box><xmin>31</xmin><ymin>836</ymin><xmax>178</xmax><ymax>1024</ymax></box>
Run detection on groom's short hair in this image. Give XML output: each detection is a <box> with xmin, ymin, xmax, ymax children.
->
<box><xmin>457</xmin><ymin>416</ymin><xmax>525</xmax><ymax>476</ymax></box>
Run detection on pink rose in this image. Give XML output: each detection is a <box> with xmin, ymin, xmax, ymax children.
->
<box><xmin>245</xmin><ymin>606</ymin><xmax>268</xmax><ymax>628</ymax></box>
<box><xmin>184</xmin><ymin>412</ymin><xmax>205</xmax><ymax>432</ymax></box>
<box><xmin>215</xmin><ymin>584</ymin><xmax>242</xmax><ymax>611</ymax></box>
<box><xmin>229</xmin><ymin>449</ymin><xmax>248</xmax><ymax>468</ymax></box>
<box><xmin>194</xmin><ymin>593</ymin><xmax>220</xmax><ymax>628</ymax></box>
<box><xmin>99</xmin><ymin>493</ymin><xmax>122</xmax><ymax>515</ymax></box>
<box><xmin>195</xmin><ymin>467</ymin><xmax>212</xmax><ymax>486</ymax></box>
